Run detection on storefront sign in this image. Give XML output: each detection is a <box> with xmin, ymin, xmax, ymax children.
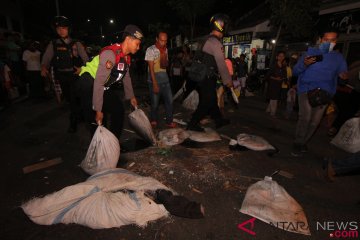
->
<box><xmin>223</xmin><ymin>32</ymin><xmax>252</xmax><ymax>46</ymax></box>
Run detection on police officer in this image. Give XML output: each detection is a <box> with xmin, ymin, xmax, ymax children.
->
<box><xmin>187</xmin><ymin>13</ymin><xmax>233</xmax><ymax>132</ymax></box>
<box><xmin>78</xmin><ymin>25</ymin><xmax>142</xmax><ymax>139</ymax></box>
<box><xmin>41</xmin><ymin>16</ymin><xmax>89</xmax><ymax>133</ymax></box>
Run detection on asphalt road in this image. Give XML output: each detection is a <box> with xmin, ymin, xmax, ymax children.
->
<box><xmin>0</xmin><ymin>90</ymin><xmax>359</xmax><ymax>240</ymax></box>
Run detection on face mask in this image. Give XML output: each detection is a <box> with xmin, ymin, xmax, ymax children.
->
<box><xmin>329</xmin><ymin>42</ymin><xmax>336</xmax><ymax>52</ymax></box>
<box><xmin>319</xmin><ymin>42</ymin><xmax>330</xmax><ymax>54</ymax></box>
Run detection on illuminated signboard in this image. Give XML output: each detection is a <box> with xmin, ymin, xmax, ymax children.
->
<box><xmin>223</xmin><ymin>32</ymin><xmax>252</xmax><ymax>46</ymax></box>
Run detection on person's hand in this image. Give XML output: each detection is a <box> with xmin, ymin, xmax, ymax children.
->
<box><xmin>95</xmin><ymin>111</ymin><xmax>103</xmax><ymax>125</ymax></box>
<box><xmin>130</xmin><ymin>97</ymin><xmax>138</xmax><ymax>108</ymax></box>
<box><xmin>41</xmin><ymin>67</ymin><xmax>49</xmax><ymax>77</ymax></box>
<box><xmin>153</xmin><ymin>84</ymin><xmax>160</xmax><ymax>94</ymax></box>
<box><xmin>225</xmin><ymin>81</ymin><xmax>233</xmax><ymax>88</ymax></box>
<box><xmin>74</xmin><ymin>66</ymin><xmax>81</xmax><ymax>75</ymax></box>
<box><xmin>304</xmin><ymin>56</ymin><xmax>316</xmax><ymax>66</ymax></box>
<box><xmin>339</xmin><ymin>71</ymin><xmax>348</xmax><ymax>80</ymax></box>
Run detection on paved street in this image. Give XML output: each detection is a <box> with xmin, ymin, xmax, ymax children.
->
<box><xmin>0</xmin><ymin>89</ymin><xmax>359</xmax><ymax>240</ymax></box>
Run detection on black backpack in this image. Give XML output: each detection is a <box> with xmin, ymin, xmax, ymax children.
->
<box><xmin>188</xmin><ymin>36</ymin><xmax>217</xmax><ymax>83</ymax></box>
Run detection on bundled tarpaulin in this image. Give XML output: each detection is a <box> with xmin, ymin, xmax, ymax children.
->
<box><xmin>128</xmin><ymin>107</ymin><xmax>157</xmax><ymax>145</ymax></box>
<box><xmin>182</xmin><ymin>90</ymin><xmax>199</xmax><ymax>111</ymax></box>
<box><xmin>187</xmin><ymin>128</ymin><xmax>221</xmax><ymax>142</ymax></box>
<box><xmin>80</xmin><ymin>126</ymin><xmax>120</xmax><ymax>175</ymax></box>
<box><xmin>22</xmin><ymin>169</ymin><xmax>171</xmax><ymax>229</ymax></box>
<box><xmin>236</xmin><ymin>133</ymin><xmax>275</xmax><ymax>151</ymax></box>
<box><xmin>240</xmin><ymin>176</ymin><xmax>311</xmax><ymax>236</ymax></box>
<box><xmin>331</xmin><ymin>117</ymin><xmax>360</xmax><ymax>153</ymax></box>
<box><xmin>158</xmin><ymin>128</ymin><xmax>190</xmax><ymax>146</ymax></box>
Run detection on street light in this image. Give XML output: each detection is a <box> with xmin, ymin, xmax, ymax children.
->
<box><xmin>109</xmin><ymin>19</ymin><xmax>114</xmax><ymax>24</ymax></box>
<box><xmin>87</xmin><ymin>19</ymin><xmax>91</xmax><ymax>22</ymax></box>
<box><xmin>271</xmin><ymin>39</ymin><xmax>276</xmax><ymax>44</ymax></box>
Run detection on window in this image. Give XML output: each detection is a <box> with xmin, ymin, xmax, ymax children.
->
<box><xmin>347</xmin><ymin>41</ymin><xmax>360</xmax><ymax>66</ymax></box>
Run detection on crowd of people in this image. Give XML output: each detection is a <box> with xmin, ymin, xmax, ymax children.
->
<box><xmin>1</xmin><ymin>14</ymin><xmax>359</xmax><ymax>179</ymax></box>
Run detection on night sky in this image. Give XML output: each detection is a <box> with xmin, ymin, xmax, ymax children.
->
<box><xmin>20</xmin><ymin>0</ymin><xmax>265</xmax><ymax>43</ymax></box>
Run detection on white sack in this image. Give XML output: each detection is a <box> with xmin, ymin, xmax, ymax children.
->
<box><xmin>240</xmin><ymin>176</ymin><xmax>311</xmax><ymax>236</ymax></box>
<box><xmin>236</xmin><ymin>133</ymin><xmax>275</xmax><ymax>151</ymax></box>
<box><xmin>22</xmin><ymin>168</ymin><xmax>170</xmax><ymax>229</ymax></box>
<box><xmin>331</xmin><ymin>117</ymin><xmax>360</xmax><ymax>153</ymax></box>
<box><xmin>80</xmin><ymin>126</ymin><xmax>120</xmax><ymax>175</ymax></box>
<box><xmin>187</xmin><ymin>128</ymin><xmax>221</xmax><ymax>142</ymax></box>
<box><xmin>158</xmin><ymin>128</ymin><xmax>190</xmax><ymax>146</ymax></box>
<box><xmin>128</xmin><ymin>108</ymin><xmax>157</xmax><ymax>145</ymax></box>
<box><xmin>182</xmin><ymin>90</ymin><xmax>199</xmax><ymax>111</ymax></box>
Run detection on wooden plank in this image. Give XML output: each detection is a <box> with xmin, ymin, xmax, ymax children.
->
<box><xmin>23</xmin><ymin>157</ymin><xmax>62</xmax><ymax>174</ymax></box>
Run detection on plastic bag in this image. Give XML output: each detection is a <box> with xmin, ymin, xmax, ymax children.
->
<box><xmin>182</xmin><ymin>90</ymin><xmax>199</xmax><ymax>111</ymax></box>
<box><xmin>128</xmin><ymin>108</ymin><xmax>157</xmax><ymax>145</ymax></box>
<box><xmin>331</xmin><ymin>117</ymin><xmax>360</xmax><ymax>153</ymax></box>
<box><xmin>240</xmin><ymin>176</ymin><xmax>311</xmax><ymax>235</ymax></box>
<box><xmin>80</xmin><ymin>126</ymin><xmax>120</xmax><ymax>175</ymax></box>
<box><xmin>158</xmin><ymin>128</ymin><xmax>190</xmax><ymax>146</ymax></box>
<box><xmin>236</xmin><ymin>133</ymin><xmax>275</xmax><ymax>151</ymax></box>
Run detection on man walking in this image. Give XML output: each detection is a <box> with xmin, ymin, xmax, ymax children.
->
<box><xmin>145</xmin><ymin>31</ymin><xmax>177</xmax><ymax>129</ymax></box>
<box><xmin>291</xmin><ymin>28</ymin><xmax>347</xmax><ymax>156</ymax></box>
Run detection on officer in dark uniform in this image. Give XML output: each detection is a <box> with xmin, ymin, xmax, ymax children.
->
<box><xmin>78</xmin><ymin>25</ymin><xmax>142</xmax><ymax>139</ymax></box>
<box><xmin>187</xmin><ymin>13</ymin><xmax>233</xmax><ymax>132</ymax></box>
<box><xmin>41</xmin><ymin>16</ymin><xmax>89</xmax><ymax>133</ymax></box>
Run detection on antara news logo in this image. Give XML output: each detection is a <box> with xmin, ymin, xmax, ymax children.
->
<box><xmin>316</xmin><ymin>221</ymin><xmax>359</xmax><ymax>239</ymax></box>
<box><xmin>237</xmin><ymin>217</ymin><xmax>359</xmax><ymax>239</ymax></box>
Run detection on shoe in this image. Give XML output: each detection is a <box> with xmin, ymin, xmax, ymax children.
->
<box><xmin>186</xmin><ymin>124</ymin><xmax>205</xmax><ymax>132</ymax></box>
<box><xmin>166</xmin><ymin>122</ymin><xmax>177</xmax><ymax>128</ymax></box>
<box><xmin>291</xmin><ymin>144</ymin><xmax>303</xmax><ymax>157</ymax></box>
<box><xmin>215</xmin><ymin>118</ymin><xmax>230</xmax><ymax>129</ymax></box>
<box><xmin>150</xmin><ymin>121</ymin><xmax>157</xmax><ymax>129</ymax></box>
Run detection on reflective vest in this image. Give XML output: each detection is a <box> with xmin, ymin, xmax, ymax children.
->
<box><xmin>80</xmin><ymin>44</ymin><xmax>130</xmax><ymax>90</ymax></box>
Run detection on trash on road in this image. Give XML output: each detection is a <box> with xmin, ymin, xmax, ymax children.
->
<box><xmin>240</xmin><ymin>176</ymin><xmax>311</xmax><ymax>235</ymax></box>
<box><xmin>22</xmin><ymin>168</ymin><xmax>204</xmax><ymax>229</ymax></box>
<box><xmin>23</xmin><ymin>157</ymin><xmax>62</xmax><ymax>174</ymax></box>
<box><xmin>182</xmin><ymin>90</ymin><xmax>198</xmax><ymax>111</ymax></box>
<box><xmin>128</xmin><ymin>107</ymin><xmax>157</xmax><ymax>145</ymax></box>
<box><xmin>187</xmin><ymin>128</ymin><xmax>221</xmax><ymax>142</ymax></box>
<box><xmin>236</xmin><ymin>133</ymin><xmax>275</xmax><ymax>151</ymax></box>
<box><xmin>80</xmin><ymin>126</ymin><xmax>120</xmax><ymax>175</ymax></box>
<box><xmin>331</xmin><ymin>117</ymin><xmax>360</xmax><ymax>153</ymax></box>
<box><xmin>158</xmin><ymin>128</ymin><xmax>190</xmax><ymax>146</ymax></box>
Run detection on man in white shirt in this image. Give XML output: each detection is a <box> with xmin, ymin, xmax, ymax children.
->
<box><xmin>22</xmin><ymin>41</ymin><xmax>43</xmax><ymax>99</ymax></box>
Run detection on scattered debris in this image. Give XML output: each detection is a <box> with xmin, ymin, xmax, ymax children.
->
<box><xmin>169</xmin><ymin>170</ymin><xmax>174</xmax><ymax>175</ymax></box>
<box><xmin>128</xmin><ymin>162</ymin><xmax>135</xmax><ymax>168</ymax></box>
<box><xmin>123</xmin><ymin>129</ymin><xmax>135</xmax><ymax>134</ymax></box>
<box><xmin>191</xmin><ymin>187</ymin><xmax>203</xmax><ymax>194</ymax></box>
<box><xmin>23</xmin><ymin>157</ymin><xmax>62</xmax><ymax>174</ymax></box>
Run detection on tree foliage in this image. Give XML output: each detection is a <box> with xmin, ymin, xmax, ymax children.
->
<box><xmin>167</xmin><ymin>0</ymin><xmax>215</xmax><ymax>40</ymax></box>
<box><xmin>269</xmin><ymin>0</ymin><xmax>320</xmax><ymax>40</ymax></box>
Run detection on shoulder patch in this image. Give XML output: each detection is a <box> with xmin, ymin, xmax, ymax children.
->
<box><xmin>106</xmin><ymin>60</ymin><xmax>113</xmax><ymax>69</ymax></box>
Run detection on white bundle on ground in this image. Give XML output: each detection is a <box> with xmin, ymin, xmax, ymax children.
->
<box><xmin>22</xmin><ymin>169</ymin><xmax>171</xmax><ymax>229</ymax></box>
<box><xmin>128</xmin><ymin>108</ymin><xmax>157</xmax><ymax>145</ymax></box>
<box><xmin>182</xmin><ymin>90</ymin><xmax>199</xmax><ymax>111</ymax></box>
<box><xmin>80</xmin><ymin>126</ymin><xmax>120</xmax><ymax>175</ymax></box>
<box><xmin>331</xmin><ymin>117</ymin><xmax>360</xmax><ymax>153</ymax></box>
<box><xmin>158</xmin><ymin>128</ymin><xmax>190</xmax><ymax>146</ymax></box>
<box><xmin>240</xmin><ymin>176</ymin><xmax>311</xmax><ymax>236</ymax></box>
<box><xmin>236</xmin><ymin>133</ymin><xmax>275</xmax><ymax>151</ymax></box>
<box><xmin>187</xmin><ymin>128</ymin><xmax>221</xmax><ymax>142</ymax></box>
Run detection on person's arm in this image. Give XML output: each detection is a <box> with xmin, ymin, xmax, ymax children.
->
<box><xmin>292</xmin><ymin>53</ymin><xmax>316</xmax><ymax>76</ymax></box>
<box><xmin>204</xmin><ymin>39</ymin><xmax>232</xmax><ymax>87</ymax></box>
<box><xmin>123</xmin><ymin>71</ymin><xmax>137</xmax><ymax>108</ymax></box>
<box><xmin>145</xmin><ymin>47</ymin><xmax>159</xmax><ymax>93</ymax></box>
<box><xmin>93</xmin><ymin>50</ymin><xmax>114</xmax><ymax>124</ymax></box>
<box><xmin>41</xmin><ymin>42</ymin><xmax>54</xmax><ymax>77</ymax></box>
<box><xmin>337</xmin><ymin>57</ymin><xmax>348</xmax><ymax>80</ymax></box>
<box><xmin>76</xmin><ymin>42</ymin><xmax>89</xmax><ymax>64</ymax></box>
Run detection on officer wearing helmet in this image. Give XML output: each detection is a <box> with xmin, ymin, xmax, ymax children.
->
<box><xmin>187</xmin><ymin>13</ymin><xmax>233</xmax><ymax>132</ymax></box>
<box><xmin>41</xmin><ymin>16</ymin><xmax>89</xmax><ymax>133</ymax></box>
<box><xmin>78</xmin><ymin>25</ymin><xmax>142</xmax><ymax>139</ymax></box>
